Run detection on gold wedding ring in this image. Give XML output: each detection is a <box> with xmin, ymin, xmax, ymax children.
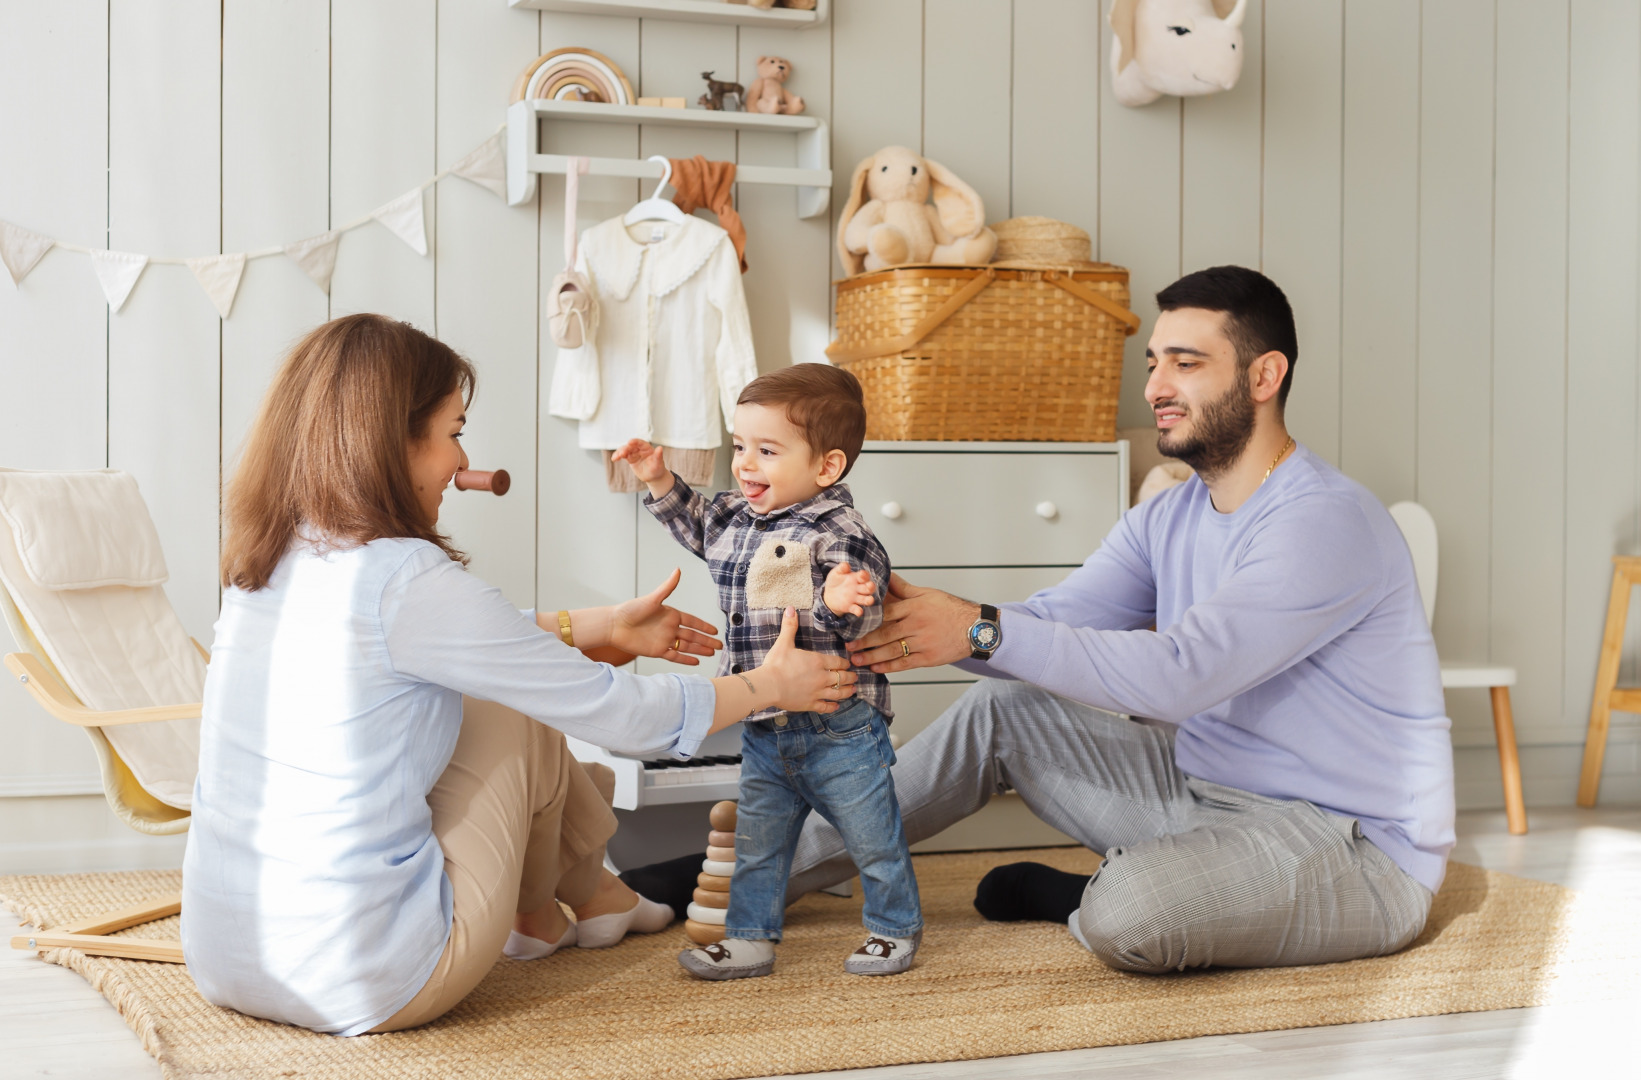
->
<box><xmin>900</xmin><ymin>639</ymin><xmax>911</xmax><ymax>658</ymax></box>
<box><xmin>672</xmin><ymin>638</ymin><xmax>681</xmax><ymax>652</ymax></box>
<box><xmin>833</xmin><ymin>671</ymin><xmax>842</xmax><ymax>692</ymax></box>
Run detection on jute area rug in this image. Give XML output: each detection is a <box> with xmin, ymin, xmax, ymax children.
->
<box><xmin>4</xmin><ymin>847</ymin><xmax>1636</xmax><ymax>1080</ymax></box>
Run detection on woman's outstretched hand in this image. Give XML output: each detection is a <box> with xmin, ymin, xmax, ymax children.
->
<box><xmin>610</xmin><ymin>568</ymin><xmax>723</xmax><ymax>666</ymax></box>
<box><xmin>756</xmin><ymin>606</ymin><xmax>857</xmax><ymax>713</ymax></box>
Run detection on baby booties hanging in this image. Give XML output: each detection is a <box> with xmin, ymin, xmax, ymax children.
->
<box><xmin>548</xmin><ymin>156</ymin><xmax>596</xmax><ymax>348</ymax></box>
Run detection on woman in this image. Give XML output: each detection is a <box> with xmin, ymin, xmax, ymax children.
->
<box><xmin>180</xmin><ymin>314</ymin><xmax>854</xmax><ymax>1035</ymax></box>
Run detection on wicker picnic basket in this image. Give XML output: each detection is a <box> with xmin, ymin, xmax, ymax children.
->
<box><xmin>826</xmin><ymin>262</ymin><xmax>1139</xmax><ymax>442</ymax></box>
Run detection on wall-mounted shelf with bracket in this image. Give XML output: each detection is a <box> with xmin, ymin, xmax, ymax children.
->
<box><xmin>507</xmin><ymin>98</ymin><xmax>831</xmax><ymax>219</ymax></box>
<box><xmin>508</xmin><ymin>0</ymin><xmax>829</xmax><ymax>29</ymax></box>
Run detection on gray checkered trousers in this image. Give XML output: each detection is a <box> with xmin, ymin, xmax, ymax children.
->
<box><xmin>786</xmin><ymin>681</ymin><xmax>1435</xmax><ymax>972</ymax></box>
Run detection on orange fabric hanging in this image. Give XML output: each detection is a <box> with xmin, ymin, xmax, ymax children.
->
<box><xmin>669</xmin><ymin>155</ymin><xmax>747</xmax><ymax>273</ymax></box>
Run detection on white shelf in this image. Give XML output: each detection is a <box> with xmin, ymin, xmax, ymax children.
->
<box><xmin>507</xmin><ymin>98</ymin><xmax>831</xmax><ymax>218</ymax></box>
<box><xmin>528</xmin><ymin>97</ymin><xmax>819</xmax><ymax>132</ymax></box>
<box><xmin>509</xmin><ymin>0</ymin><xmax>828</xmax><ymax>28</ymax></box>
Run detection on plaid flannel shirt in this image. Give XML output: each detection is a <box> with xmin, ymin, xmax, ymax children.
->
<box><xmin>644</xmin><ymin>473</ymin><xmax>893</xmax><ymax>722</ymax></box>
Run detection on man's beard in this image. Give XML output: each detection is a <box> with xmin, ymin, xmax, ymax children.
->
<box><xmin>1155</xmin><ymin>377</ymin><xmax>1256</xmax><ymax>482</ymax></box>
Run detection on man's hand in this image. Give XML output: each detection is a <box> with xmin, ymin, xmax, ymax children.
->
<box><xmin>848</xmin><ymin>572</ymin><xmax>981</xmax><ymax>674</ymax></box>
<box><xmin>610</xmin><ymin>568</ymin><xmax>723</xmax><ymax>666</ymax></box>
<box><xmin>611</xmin><ymin>438</ymin><xmax>673</xmax><ymax>498</ymax></box>
<box><xmin>822</xmin><ymin>561</ymin><xmax>876</xmax><ymax>617</ymax></box>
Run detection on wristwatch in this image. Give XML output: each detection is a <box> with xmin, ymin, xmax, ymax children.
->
<box><xmin>968</xmin><ymin>604</ymin><xmax>1002</xmax><ymax>661</ymax></box>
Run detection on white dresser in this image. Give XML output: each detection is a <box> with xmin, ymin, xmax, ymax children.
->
<box><xmin>611</xmin><ymin>439</ymin><xmax>1130</xmax><ymax>857</ymax></box>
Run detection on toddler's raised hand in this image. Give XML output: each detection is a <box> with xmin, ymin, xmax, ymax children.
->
<box><xmin>823</xmin><ymin>561</ymin><xmax>877</xmax><ymax>617</ymax></box>
<box><xmin>612</xmin><ymin>438</ymin><xmax>669</xmax><ymax>484</ymax></box>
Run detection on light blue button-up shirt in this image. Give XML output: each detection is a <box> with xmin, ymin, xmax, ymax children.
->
<box><xmin>181</xmin><ymin>536</ymin><xmax>714</xmax><ymax>1035</ymax></box>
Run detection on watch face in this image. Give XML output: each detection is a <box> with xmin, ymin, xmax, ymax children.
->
<box><xmin>970</xmin><ymin>621</ymin><xmax>1000</xmax><ymax>652</ymax></box>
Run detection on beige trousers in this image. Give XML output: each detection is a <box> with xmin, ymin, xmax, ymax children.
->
<box><xmin>367</xmin><ymin>698</ymin><xmax>618</xmax><ymax>1032</ymax></box>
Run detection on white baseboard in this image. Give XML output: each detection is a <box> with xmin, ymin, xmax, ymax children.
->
<box><xmin>0</xmin><ymin>835</ymin><xmax>186</xmax><ymax>876</ymax></box>
<box><xmin>0</xmin><ymin>774</ymin><xmax>103</xmax><ymax>798</ymax></box>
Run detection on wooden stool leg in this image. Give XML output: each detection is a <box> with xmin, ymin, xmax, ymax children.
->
<box><xmin>1577</xmin><ymin>566</ymin><xmax>1632</xmax><ymax>807</ymax></box>
<box><xmin>1489</xmin><ymin>686</ymin><xmax>1527</xmax><ymax>835</ymax></box>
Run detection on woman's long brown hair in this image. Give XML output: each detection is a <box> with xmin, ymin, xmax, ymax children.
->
<box><xmin>222</xmin><ymin>314</ymin><xmax>477</xmax><ymax>591</ymax></box>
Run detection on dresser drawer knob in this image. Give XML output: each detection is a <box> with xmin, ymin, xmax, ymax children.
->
<box><xmin>1035</xmin><ymin>501</ymin><xmax>1059</xmax><ymax>521</ymax></box>
<box><xmin>880</xmin><ymin>501</ymin><xmax>904</xmax><ymax>520</ymax></box>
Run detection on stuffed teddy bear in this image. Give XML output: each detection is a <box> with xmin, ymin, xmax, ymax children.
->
<box><xmin>836</xmin><ymin>146</ymin><xmax>999</xmax><ymax>275</ymax></box>
<box><xmin>744</xmin><ymin>56</ymin><xmax>804</xmax><ymax>115</ymax></box>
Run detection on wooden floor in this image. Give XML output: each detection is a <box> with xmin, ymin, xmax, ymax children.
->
<box><xmin>6</xmin><ymin>807</ymin><xmax>1639</xmax><ymax>1079</ymax></box>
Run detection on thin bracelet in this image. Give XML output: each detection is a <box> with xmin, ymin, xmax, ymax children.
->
<box><xmin>557</xmin><ymin>609</ymin><xmax>574</xmax><ymax>648</ymax></box>
<box><xmin>734</xmin><ymin>672</ymin><xmax>757</xmax><ymax>696</ymax></box>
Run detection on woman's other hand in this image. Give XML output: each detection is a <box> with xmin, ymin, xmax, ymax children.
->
<box><xmin>611</xmin><ymin>568</ymin><xmax>723</xmax><ymax>666</ymax></box>
<box><xmin>757</xmin><ymin>607</ymin><xmax>856</xmax><ymax>713</ymax></box>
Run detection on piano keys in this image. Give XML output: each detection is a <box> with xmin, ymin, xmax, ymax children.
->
<box><xmin>565</xmin><ymin>727</ymin><xmax>744</xmax><ymax>810</ymax></box>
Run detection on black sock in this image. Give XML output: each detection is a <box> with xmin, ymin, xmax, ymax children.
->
<box><xmin>618</xmin><ymin>850</ymin><xmax>705</xmax><ymax>922</ymax></box>
<box><xmin>973</xmin><ymin>862</ymin><xmax>1090</xmax><ymax>923</ymax></box>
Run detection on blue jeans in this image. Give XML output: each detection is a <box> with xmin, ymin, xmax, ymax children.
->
<box><xmin>724</xmin><ymin>699</ymin><xmax>922</xmax><ymax>941</ymax></box>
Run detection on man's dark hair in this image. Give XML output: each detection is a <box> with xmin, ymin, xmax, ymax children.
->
<box><xmin>1155</xmin><ymin>266</ymin><xmax>1298</xmax><ymax>408</ymax></box>
<box><xmin>737</xmin><ymin>363</ymin><xmax>868</xmax><ymax>479</ymax></box>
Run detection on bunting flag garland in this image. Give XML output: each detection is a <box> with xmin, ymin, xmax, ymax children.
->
<box><xmin>284</xmin><ymin>230</ymin><xmax>342</xmax><ymax>295</ymax></box>
<box><xmin>1</xmin><ymin>125</ymin><xmax>504</xmax><ymax>317</ymax></box>
<box><xmin>450</xmin><ymin>132</ymin><xmax>507</xmax><ymax>200</ymax></box>
<box><xmin>90</xmin><ymin>250</ymin><xmax>149</xmax><ymax>312</ymax></box>
<box><xmin>0</xmin><ymin>219</ymin><xmax>57</xmax><ymax>286</ymax></box>
<box><xmin>371</xmin><ymin>188</ymin><xmax>429</xmax><ymax>257</ymax></box>
<box><xmin>186</xmin><ymin>253</ymin><xmax>248</xmax><ymax>318</ymax></box>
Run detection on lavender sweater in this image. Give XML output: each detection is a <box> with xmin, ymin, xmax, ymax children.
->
<box><xmin>968</xmin><ymin>443</ymin><xmax>1454</xmax><ymax>892</ymax></box>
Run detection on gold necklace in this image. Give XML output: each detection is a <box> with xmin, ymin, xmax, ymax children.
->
<box><xmin>1262</xmin><ymin>436</ymin><xmax>1295</xmax><ymax>484</ymax></box>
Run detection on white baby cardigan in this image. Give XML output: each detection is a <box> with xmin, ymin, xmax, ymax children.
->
<box><xmin>548</xmin><ymin>215</ymin><xmax>758</xmax><ymax>451</ymax></box>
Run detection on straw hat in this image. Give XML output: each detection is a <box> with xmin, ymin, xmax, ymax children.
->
<box><xmin>989</xmin><ymin>216</ymin><xmax>1096</xmax><ymax>267</ymax></box>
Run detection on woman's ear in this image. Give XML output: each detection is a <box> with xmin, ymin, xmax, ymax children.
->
<box><xmin>925</xmin><ymin>157</ymin><xmax>985</xmax><ymax>239</ymax></box>
<box><xmin>836</xmin><ymin>153</ymin><xmax>877</xmax><ymax>275</ymax></box>
<box><xmin>815</xmin><ymin>447</ymin><xmax>848</xmax><ymax>487</ymax></box>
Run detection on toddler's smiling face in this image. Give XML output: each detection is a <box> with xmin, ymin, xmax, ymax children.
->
<box><xmin>732</xmin><ymin>403</ymin><xmax>844</xmax><ymax>515</ymax></box>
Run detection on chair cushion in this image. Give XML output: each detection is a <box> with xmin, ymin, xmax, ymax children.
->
<box><xmin>0</xmin><ymin>469</ymin><xmax>168</xmax><ymax>589</ymax></box>
<box><xmin>0</xmin><ymin>469</ymin><xmax>199</xmax><ymax>810</ymax></box>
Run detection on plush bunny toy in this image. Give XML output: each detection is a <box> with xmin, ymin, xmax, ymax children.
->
<box><xmin>836</xmin><ymin>146</ymin><xmax>999</xmax><ymax>276</ymax></box>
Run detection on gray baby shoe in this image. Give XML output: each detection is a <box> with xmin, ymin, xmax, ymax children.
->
<box><xmin>844</xmin><ymin>930</ymin><xmax>922</xmax><ymax>976</ymax></box>
<box><xmin>677</xmin><ymin>939</ymin><xmax>776</xmax><ymax>981</ymax></box>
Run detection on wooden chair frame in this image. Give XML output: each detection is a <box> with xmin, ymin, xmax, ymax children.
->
<box><xmin>1577</xmin><ymin>556</ymin><xmax>1641</xmax><ymax>807</ymax></box>
<box><xmin>4</xmin><ymin>646</ymin><xmax>205</xmax><ymax>965</ymax></box>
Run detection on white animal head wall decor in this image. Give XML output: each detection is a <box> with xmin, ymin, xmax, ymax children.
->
<box><xmin>1109</xmin><ymin>0</ymin><xmax>1248</xmax><ymax>108</ymax></box>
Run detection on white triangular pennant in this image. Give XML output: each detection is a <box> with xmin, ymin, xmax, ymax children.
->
<box><xmin>284</xmin><ymin>229</ymin><xmax>341</xmax><ymax>295</ymax></box>
<box><xmin>450</xmin><ymin>133</ymin><xmax>506</xmax><ymax>200</ymax></box>
<box><xmin>0</xmin><ymin>220</ymin><xmax>57</xmax><ymax>286</ymax></box>
<box><xmin>90</xmin><ymin>249</ymin><xmax>149</xmax><ymax>312</ymax></box>
<box><xmin>371</xmin><ymin>188</ymin><xmax>428</xmax><ymax>256</ymax></box>
<box><xmin>186</xmin><ymin>252</ymin><xmax>247</xmax><ymax>319</ymax></box>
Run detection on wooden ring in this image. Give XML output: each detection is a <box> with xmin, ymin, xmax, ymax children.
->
<box><xmin>684</xmin><ymin>919</ymin><xmax>725</xmax><ymax>945</ymax></box>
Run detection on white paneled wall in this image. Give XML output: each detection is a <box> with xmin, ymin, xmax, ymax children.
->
<box><xmin>1</xmin><ymin>0</ymin><xmax>1637</xmax><ymax>872</ymax></box>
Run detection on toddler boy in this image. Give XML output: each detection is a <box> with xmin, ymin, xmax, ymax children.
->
<box><xmin>614</xmin><ymin>363</ymin><xmax>921</xmax><ymax>979</ymax></box>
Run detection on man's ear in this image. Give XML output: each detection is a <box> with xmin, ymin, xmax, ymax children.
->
<box><xmin>815</xmin><ymin>448</ymin><xmax>848</xmax><ymax>487</ymax></box>
<box><xmin>1248</xmin><ymin>350</ymin><xmax>1289</xmax><ymax>406</ymax></box>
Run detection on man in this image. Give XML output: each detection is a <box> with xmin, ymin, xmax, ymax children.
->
<box><xmin>631</xmin><ymin>266</ymin><xmax>1453</xmax><ymax>973</ymax></box>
